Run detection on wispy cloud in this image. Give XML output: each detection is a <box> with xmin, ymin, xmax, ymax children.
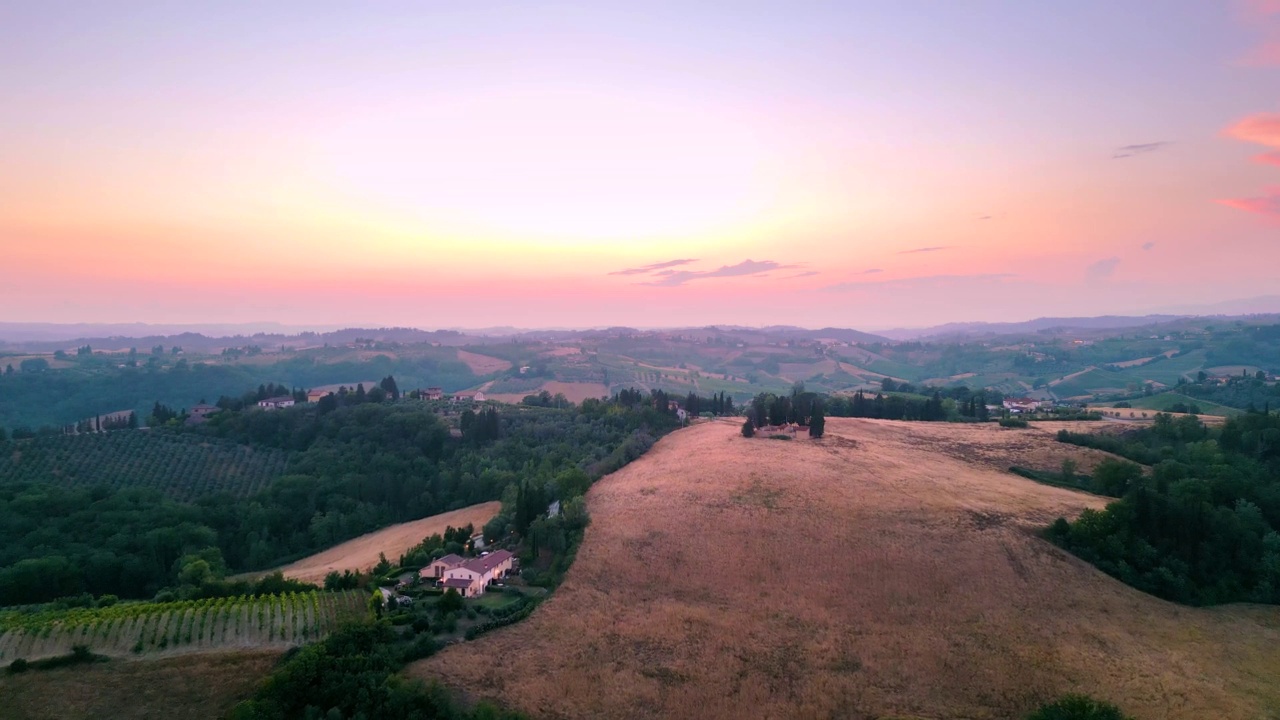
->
<box><xmin>1256</xmin><ymin>151</ymin><xmax>1280</xmax><ymax>167</ymax></box>
<box><xmin>609</xmin><ymin>258</ymin><xmax>699</xmax><ymax>276</ymax></box>
<box><xmin>640</xmin><ymin>259</ymin><xmax>800</xmax><ymax>287</ymax></box>
<box><xmin>978</xmin><ymin>215</ymin><xmax>993</xmax><ymax>220</ymax></box>
<box><xmin>1085</xmin><ymin>257</ymin><xmax>1120</xmax><ymax>282</ymax></box>
<box><xmin>1225</xmin><ymin>113</ymin><xmax>1280</xmax><ymax>148</ymax></box>
<box><xmin>1237</xmin><ymin>1</ymin><xmax>1280</xmax><ymax>65</ymax></box>
<box><xmin>860</xmin><ymin>268</ymin><xmax>883</xmax><ymax>274</ymax></box>
<box><xmin>897</xmin><ymin>246</ymin><xmax>952</xmax><ymax>254</ymax></box>
<box><xmin>822</xmin><ymin>273</ymin><xmax>1014</xmax><ymax>292</ymax></box>
<box><xmin>784</xmin><ymin>270</ymin><xmax>820</xmax><ymax>279</ymax></box>
<box><xmin>1112</xmin><ymin>141</ymin><xmax>1170</xmax><ymax>159</ymax></box>
<box><xmin>1142</xmin><ymin>241</ymin><xmax>1156</xmax><ymax>251</ymax></box>
<box><xmin>1217</xmin><ymin>189</ymin><xmax>1280</xmax><ymax>217</ymax></box>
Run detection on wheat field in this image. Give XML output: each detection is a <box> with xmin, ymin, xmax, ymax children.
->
<box><xmin>410</xmin><ymin>418</ymin><xmax>1280</xmax><ymax>720</ymax></box>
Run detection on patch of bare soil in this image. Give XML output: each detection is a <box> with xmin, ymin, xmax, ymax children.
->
<box><xmin>410</xmin><ymin>419</ymin><xmax>1280</xmax><ymax>720</ymax></box>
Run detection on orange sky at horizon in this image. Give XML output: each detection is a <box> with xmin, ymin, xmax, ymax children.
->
<box><xmin>2</xmin><ymin>2</ymin><xmax>1278</xmax><ymax>330</ymax></box>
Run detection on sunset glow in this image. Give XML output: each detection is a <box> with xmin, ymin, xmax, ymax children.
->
<box><xmin>2</xmin><ymin>2</ymin><xmax>1279</xmax><ymax>329</ymax></box>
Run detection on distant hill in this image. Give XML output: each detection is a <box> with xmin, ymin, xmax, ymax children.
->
<box><xmin>879</xmin><ymin>315</ymin><xmax>1189</xmax><ymax>340</ymax></box>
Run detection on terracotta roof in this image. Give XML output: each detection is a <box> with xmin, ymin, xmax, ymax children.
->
<box><xmin>461</xmin><ymin>549</ymin><xmax>513</xmax><ymax>575</ymax></box>
<box><xmin>441</xmin><ymin>577</ymin><xmax>474</xmax><ymax>589</ymax></box>
<box><xmin>433</xmin><ymin>554</ymin><xmax>465</xmax><ymax>567</ymax></box>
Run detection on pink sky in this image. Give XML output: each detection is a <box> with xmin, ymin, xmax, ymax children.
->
<box><xmin>1</xmin><ymin>2</ymin><xmax>1278</xmax><ymax>330</ymax></box>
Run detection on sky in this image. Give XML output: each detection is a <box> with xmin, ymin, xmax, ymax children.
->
<box><xmin>2</xmin><ymin>1</ymin><xmax>1279</xmax><ymax>331</ymax></box>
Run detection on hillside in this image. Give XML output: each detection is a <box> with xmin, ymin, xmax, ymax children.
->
<box><xmin>411</xmin><ymin>419</ymin><xmax>1280</xmax><ymax>720</ymax></box>
<box><xmin>270</xmin><ymin>501</ymin><xmax>502</xmax><ymax>583</ymax></box>
<box><xmin>0</xmin><ymin>432</ymin><xmax>289</xmax><ymax>500</ymax></box>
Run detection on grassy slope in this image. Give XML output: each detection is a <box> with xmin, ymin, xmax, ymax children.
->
<box><xmin>1101</xmin><ymin>391</ymin><xmax>1244</xmax><ymax>417</ymax></box>
<box><xmin>412</xmin><ymin>418</ymin><xmax>1280</xmax><ymax>720</ymax></box>
<box><xmin>0</xmin><ymin>650</ymin><xmax>282</xmax><ymax>720</ymax></box>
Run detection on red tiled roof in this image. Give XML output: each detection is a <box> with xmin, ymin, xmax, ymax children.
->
<box><xmin>461</xmin><ymin>549</ymin><xmax>513</xmax><ymax>575</ymax></box>
<box><xmin>441</xmin><ymin>577</ymin><xmax>474</xmax><ymax>589</ymax></box>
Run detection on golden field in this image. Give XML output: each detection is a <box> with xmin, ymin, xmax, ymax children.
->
<box><xmin>411</xmin><ymin>418</ymin><xmax>1280</xmax><ymax>720</ymax></box>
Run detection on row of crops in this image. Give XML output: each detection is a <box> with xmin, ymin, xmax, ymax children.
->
<box><xmin>0</xmin><ymin>431</ymin><xmax>291</xmax><ymax>500</ymax></box>
<box><xmin>0</xmin><ymin>590</ymin><xmax>368</xmax><ymax>665</ymax></box>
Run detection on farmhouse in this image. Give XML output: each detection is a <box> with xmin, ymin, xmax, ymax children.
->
<box><xmin>1002</xmin><ymin>397</ymin><xmax>1045</xmax><ymax>414</ymax></box>
<box><xmin>453</xmin><ymin>390</ymin><xmax>487</xmax><ymax>403</ymax></box>
<box><xmin>307</xmin><ymin>388</ymin><xmax>332</xmax><ymax>403</ymax></box>
<box><xmin>424</xmin><ymin>387</ymin><xmax>444</xmax><ymax>400</ymax></box>
<box><xmin>258</xmin><ymin>396</ymin><xmax>295</xmax><ymax>410</ymax></box>
<box><xmin>419</xmin><ymin>549</ymin><xmax>515</xmax><ymax>597</ymax></box>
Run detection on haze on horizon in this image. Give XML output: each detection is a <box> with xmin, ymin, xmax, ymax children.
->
<box><xmin>2</xmin><ymin>1</ymin><xmax>1279</xmax><ymax>330</ymax></box>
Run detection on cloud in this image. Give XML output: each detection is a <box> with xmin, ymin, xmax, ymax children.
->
<box><xmin>860</xmin><ymin>268</ymin><xmax>883</xmax><ymax>274</ymax></box>
<box><xmin>1112</xmin><ymin>142</ymin><xmax>1170</xmax><ymax>159</ymax></box>
<box><xmin>608</xmin><ymin>258</ymin><xmax>699</xmax><ymax>276</ymax></box>
<box><xmin>640</xmin><ymin>259</ymin><xmax>800</xmax><ymax>287</ymax></box>
<box><xmin>1256</xmin><ymin>151</ymin><xmax>1280</xmax><ymax>167</ymax></box>
<box><xmin>978</xmin><ymin>215</ymin><xmax>993</xmax><ymax>220</ymax></box>
<box><xmin>1241</xmin><ymin>40</ymin><xmax>1280</xmax><ymax>66</ymax></box>
<box><xmin>1085</xmin><ymin>257</ymin><xmax>1120</xmax><ymax>282</ymax></box>
<box><xmin>897</xmin><ymin>246</ymin><xmax>952</xmax><ymax>254</ymax></box>
<box><xmin>1141</xmin><ymin>241</ymin><xmax>1156</xmax><ymax>251</ymax></box>
<box><xmin>822</xmin><ymin>273</ymin><xmax>1015</xmax><ymax>292</ymax></box>
<box><xmin>1225</xmin><ymin>113</ymin><xmax>1280</xmax><ymax>148</ymax></box>
<box><xmin>1217</xmin><ymin>189</ymin><xmax>1280</xmax><ymax>217</ymax></box>
<box><xmin>784</xmin><ymin>270</ymin><xmax>820</xmax><ymax>279</ymax></box>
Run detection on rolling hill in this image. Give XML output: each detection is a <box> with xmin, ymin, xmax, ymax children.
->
<box><xmin>412</xmin><ymin>419</ymin><xmax>1280</xmax><ymax>720</ymax></box>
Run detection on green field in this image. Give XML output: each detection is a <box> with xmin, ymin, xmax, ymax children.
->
<box><xmin>1100</xmin><ymin>391</ymin><xmax>1244</xmax><ymax>417</ymax></box>
<box><xmin>0</xmin><ymin>431</ymin><xmax>289</xmax><ymax>500</ymax></box>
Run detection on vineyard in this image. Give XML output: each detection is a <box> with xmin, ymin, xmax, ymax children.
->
<box><xmin>0</xmin><ymin>431</ymin><xmax>290</xmax><ymax>500</ymax></box>
<box><xmin>0</xmin><ymin>590</ymin><xmax>368</xmax><ymax>666</ymax></box>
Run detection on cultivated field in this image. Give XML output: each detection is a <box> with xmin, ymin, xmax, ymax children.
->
<box><xmin>412</xmin><ymin>418</ymin><xmax>1280</xmax><ymax>720</ymax></box>
<box><xmin>272</xmin><ymin>501</ymin><xmax>501</xmax><ymax>583</ymax></box>
<box><xmin>487</xmin><ymin>380</ymin><xmax>609</xmax><ymax>405</ymax></box>
<box><xmin>0</xmin><ymin>431</ymin><xmax>290</xmax><ymax>500</ymax></box>
<box><xmin>0</xmin><ymin>649</ymin><xmax>282</xmax><ymax>720</ymax></box>
<box><xmin>0</xmin><ymin>590</ymin><xmax>365</xmax><ymax>666</ymax></box>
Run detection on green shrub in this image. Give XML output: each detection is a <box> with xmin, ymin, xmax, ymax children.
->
<box><xmin>999</xmin><ymin>417</ymin><xmax>1029</xmax><ymax>428</ymax></box>
<box><xmin>1026</xmin><ymin>694</ymin><xmax>1131</xmax><ymax>720</ymax></box>
<box><xmin>7</xmin><ymin>658</ymin><xmax>28</xmax><ymax>674</ymax></box>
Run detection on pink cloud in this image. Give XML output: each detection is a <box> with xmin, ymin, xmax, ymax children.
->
<box><xmin>1216</xmin><ymin>188</ymin><xmax>1280</xmax><ymax>217</ymax></box>
<box><xmin>1256</xmin><ymin>151</ymin><xmax>1280</xmax><ymax>167</ymax></box>
<box><xmin>1240</xmin><ymin>40</ymin><xmax>1280</xmax><ymax>66</ymax></box>
<box><xmin>1225</xmin><ymin>113</ymin><xmax>1280</xmax><ymax>148</ymax></box>
<box><xmin>1243</xmin><ymin>0</ymin><xmax>1280</xmax><ymax>16</ymax></box>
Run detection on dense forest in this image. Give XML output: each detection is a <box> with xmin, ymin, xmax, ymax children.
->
<box><xmin>0</xmin><ymin>394</ymin><xmax>680</xmax><ymax>605</ymax></box>
<box><xmin>1050</xmin><ymin>411</ymin><xmax>1280</xmax><ymax>605</ymax></box>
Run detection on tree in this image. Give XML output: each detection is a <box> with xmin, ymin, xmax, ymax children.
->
<box><xmin>19</xmin><ymin>358</ymin><xmax>49</xmax><ymax>373</ymax></box>
<box><xmin>741</xmin><ymin>418</ymin><xmax>755</xmax><ymax>438</ymax></box>
<box><xmin>809</xmin><ymin>400</ymin><xmax>825</xmax><ymax>438</ymax></box>
<box><xmin>380</xmin><ymin>375</ymin><xmax>400</xmax><ymax>400</ymax></box>
<box><xmin>1059</xmin><ymin>458</ymin><xmax>1078</xmax><ymax>483</ymax></box>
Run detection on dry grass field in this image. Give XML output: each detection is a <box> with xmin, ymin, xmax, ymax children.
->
<box><xmin>270</xmin><ymin>502</ymin><xmax>500</xmax><ymax>583</ymax></box>
<box><xmin>457</xmin><ymin>349</ymin><xmax>513</xmax><ymax>375</ymax></box>
<box><xmin>0</xmin><ymin>650</ymin><xmax>282</xmax><ymax>720</ymax></box>
<box><xmin>411</xmin><ymin>418</ymin><xmax>1280</xmax><ymax>720</ymax></box>
<box><xmin>488</xmin><ymin>380</ymin><xmax>610</xmax><ymax>405</ymax></box>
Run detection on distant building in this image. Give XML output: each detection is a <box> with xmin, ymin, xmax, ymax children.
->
<box><xmin>258</xmin><ymin>396</ymin><xmax>295</xmax><ymax>410</ymax></box>
<box><xmin>190</xmin><ymin>403</ymin><xmax>218</xmax><ymax>418</ymax></box>
<box><xmin>1003</xmin><ymin>397</ymin><xmax>1045</xmax><ymax>414</ymax></box>
<box><xmin>424</xmin><ymin>387</ymin><xmax>443</xmax><ymax>401</ymax></box>
<box><xmin>306</xmin><ymin>389</ymin><xmax>332</xmax><ymax>403</ymax></box>
<box><xmin>453</xmin><ymin>390</ymin><xmax>486</xmax><ymax>403</ymax></box>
